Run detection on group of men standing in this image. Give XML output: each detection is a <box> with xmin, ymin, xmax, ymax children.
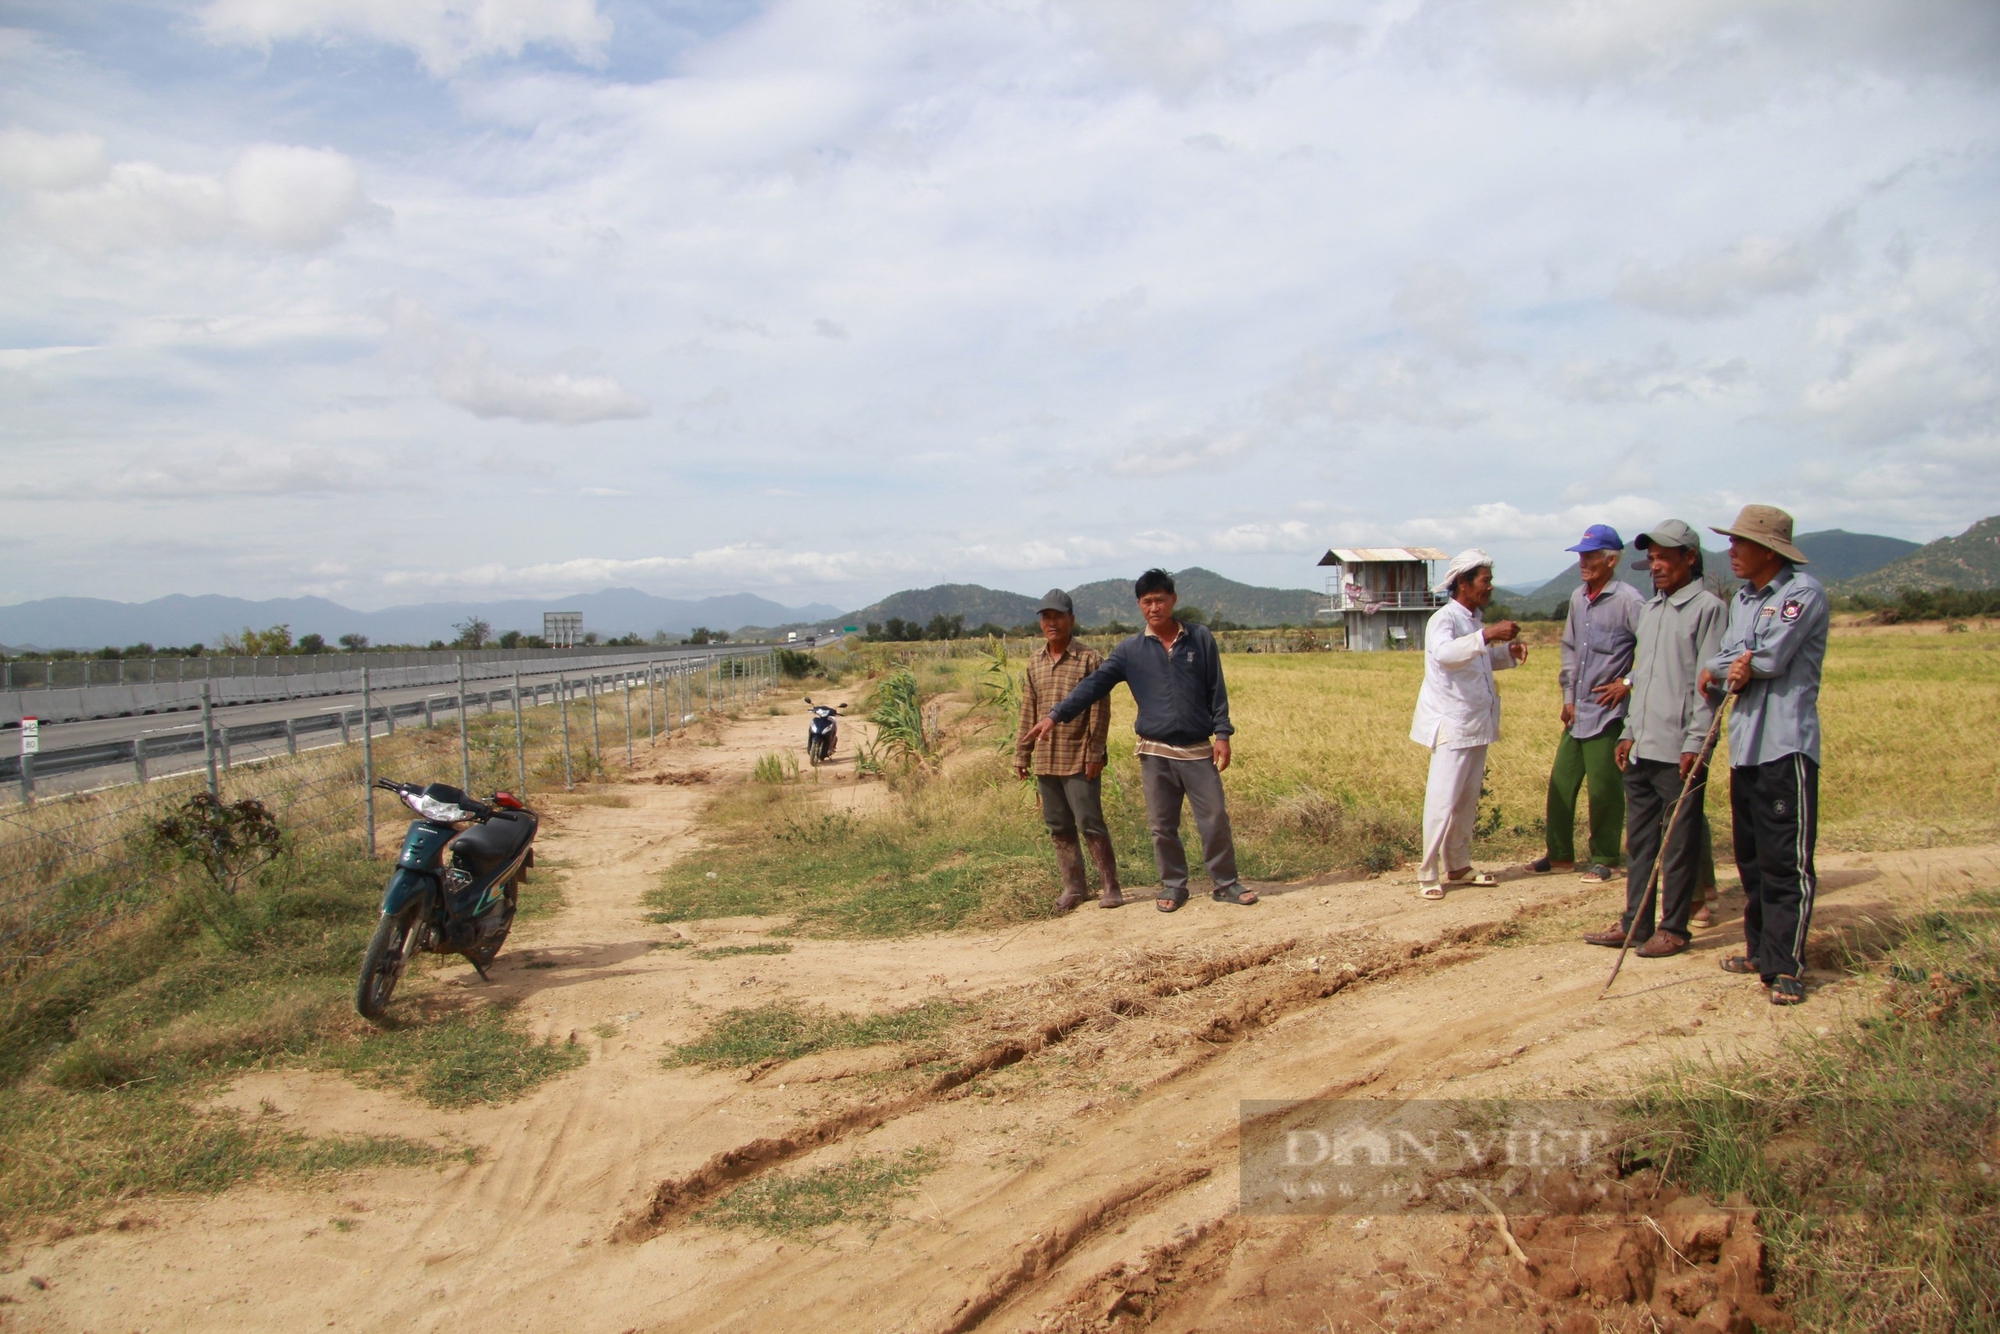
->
<box><xmin>1008</xmin><ymin>504</ymin><xmax>1829</xmax><ymax>1006</ymax></box>
<box><xmin>1412</xmin><ymin>504</ymin><xmax>1830</xmax><ymax>1005</ymax></box>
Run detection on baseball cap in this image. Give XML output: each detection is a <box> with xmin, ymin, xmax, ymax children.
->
<box><xmin>1035</xmin><ymin>589</ymin><xmax>1075</xmax><ymax>616</ymax></box>
<box><xmin>1565</xmin><ymin>524</ymin><xmax>1625</xmax><ymax>554</ymax></box>
<box><xmin>1631</xmin><ymin>519</ymin><xmax>1699</xmax><ymax>568</ymax></box>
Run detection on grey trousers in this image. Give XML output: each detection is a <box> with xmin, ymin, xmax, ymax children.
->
<box><xmin>1037</xmin><ymin>773</ymin><xmax>1109</xmax><ymax>840</ymax></box>
<box><xmin>1138</xmin><ymin>753</ymin><xmax>1240</xmax><ymax>895</ymax></box>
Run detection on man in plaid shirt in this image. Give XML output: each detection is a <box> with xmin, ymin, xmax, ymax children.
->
<box><xmin>1016</xmin><ymin>589</ymin><xmax>1121</xmax><ymax>910</ymax></box>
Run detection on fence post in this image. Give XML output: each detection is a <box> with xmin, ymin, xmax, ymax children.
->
<box><xmin>624</xmin><ymin>676</ymin><xmax>633</xmax><ymax>766</ymax></box>
<box><xmin>513</xmin><ymin>668</ymin><xmax>527</xmax><ymax>796</ymax></box>
<box><xmin>648</xmin><ymin>662</ymin><xmax>657</xmax><ymax>746</ymax></box>
<box><xmin>589</xmin><ymin>674</ymin><xmax>602</xmax><ymax>767</ymax></box>
<box><xmin>560</xmin><ymin>673</ymin><xmax>573</xmax><ymax>789</ymax></box>
<box><xmin>220</xmin><ymin>726</ymin><xmax>232</xmax><ymax>773</ymax></box>
<box><xmin>363</xmin><ymin>666</ymin><xmax>376</xmax><ymax>859</ymax></box>
<box><xmin>456</xmin><ymin>655</ymin><xmax>472</xmax><ymax>794</ymax></box>
<box><xmin>134</xmin><ymin>734</ymin><xmax>149</xmax><ymax>785</ymax></box>
<box><xmin>201</xmin><ymin>683</ymin><xmax>219</xmax><ymax>798</ymax></box>
<box><xmin>285</xmin><ymin>717</ymin><xmax>298</xmax><ymax>756</ymax></box>
<box><xmin>16</xmin><ymin>728</ymin><xmax>32</xmax><ymax>809</ymax></box>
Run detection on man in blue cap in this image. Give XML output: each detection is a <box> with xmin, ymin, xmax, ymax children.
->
<box><xmin>1532</xmin><ymin>524</ymin><xmax>1645</xmax><ymax>883</ymax></box>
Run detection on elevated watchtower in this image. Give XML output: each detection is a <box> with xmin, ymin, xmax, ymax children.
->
<box><xmin>1315</xmin><ymin>547</ymin><xmax>1448</xmax><ymax>651</ymax></box>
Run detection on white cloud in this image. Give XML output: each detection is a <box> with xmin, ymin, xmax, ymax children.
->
<box><xmin>200</xmin><ymin>0</ymin><xmax>612</xmax><ymax>76</ymax></box>
<box><xmin>225</xmin><ymin>144</ymin><xmax>379</xmax><ymax>248</ymax></box>
<box><xmin>1105</xmin><ymin>430</ymin><xmax>1251</xmax><ymax>476</ymax></box>
<box><xmin>379</xmin><ymin>543</ymin><xmax>930</xmax><ymax>592</ymax></box>
<box><xmin>1616</xmin><ymin>213</ymin><xmax>1854</xmax><ymax>317</ymax></box>
<box><xmin>387</xmin><ymin>297</ymin><xmax>650</xmax><ymax>425</ymax></box>
<box><xmin>21</xmin><ymin>142</ymin><xmax>381</xmax><ymax>254</ymax></box>
<box><xmin>0</xmin><ymin>128</ymin><xmax>107</xmax><ymax>190</ymax></box>
<box><xmin>1551</xmin><ymin>345</ymin><xmax>1750</xmax><ymax>403</ymax></box>
<box><xmin>6</xmin><ymin>444</ymin><xmax>387</xmax><ymax>500</ymax></box>
<box><xmin>1393</xmin><ymin>264</ymin><xmax>1486</xmax><ymax>364</ymax></box>
<box><xmin>1452</xmin><ymin>0</ymin><xmax>2000</xmax><ymax>102</ymax></box>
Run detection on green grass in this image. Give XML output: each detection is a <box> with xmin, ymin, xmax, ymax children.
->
<box><xmin>695</xmin><ymin>1146</ymin><xmax>939</xmax><ymax>1238</ymax></box>
<box><xmin>0</xmin><ymin>1084</ymin><xmax>442</xmax><ymax>1227</ymax></box>
<box><xmin>0</xmin><ymin>798</ymin><xmax>585</xmax><ymax>1231</ymax></box>
<box><xmin>320</xmin><ymin>1003</ymin><xmax>586</xmax><ymax>1108</ymax></box>
<box><xmin>667</xmin><ymin>999</ymin><xmax>967</xmax><ymax>1068</ymax></box>
<box><xmin>694</xmin><ymin>943</ymin><xmax>793</xmax><ymax>959</ymax></box>
<box><xmin>1633</xmin><ymin>890</ymin><xmax>2000</xmax><ymax>1332</ymax></box>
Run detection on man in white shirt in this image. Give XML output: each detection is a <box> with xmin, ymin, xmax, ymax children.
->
<box><xmin>1410</xmin><ymin>550</ymin><xmax>1526</xmax><ymax>898</ymax></box>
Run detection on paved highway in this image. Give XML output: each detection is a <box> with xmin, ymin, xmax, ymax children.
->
<box><xmin>11</xmin><ymin>647</ymin><xmax>774</xmax><ymax>800</ymax></box>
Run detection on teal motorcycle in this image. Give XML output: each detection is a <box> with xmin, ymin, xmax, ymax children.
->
<box><xmin>356</xmin><ymin>780</ymin><xmax>538</xmax><ymax>1021</ymax></box>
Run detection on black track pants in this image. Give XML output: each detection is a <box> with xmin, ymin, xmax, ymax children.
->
<box><xmin>1729</xmin><ymin>754</ymin><xmax>1820</xmax><ymax>984</ymax></box>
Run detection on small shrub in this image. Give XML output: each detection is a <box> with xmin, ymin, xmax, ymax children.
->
<box><xmin>696</xmin><ymin>1147</ymin><xmax>939</xmax><ymax>1238</ymax></box>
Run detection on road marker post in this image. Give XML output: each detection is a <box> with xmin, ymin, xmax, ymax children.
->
<box><xmin>18</xmin><ymin>716</ymin><xmax>37</xmax><ymax>808</ymax></box>
<box><xmin>456</xmin><ymin>656</ymin><xmax>472</xmax><ymax>794</ymax></box>
<box><xmin>362</xmin><ymin>666</ymin><xmax>376</xmax><ymax>859</ymax></box>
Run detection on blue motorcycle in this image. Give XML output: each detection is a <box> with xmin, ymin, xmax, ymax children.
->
<box><xmin>356</xmin><ymin>780</ymin><xmax>539</xmax><ymax>1021</ymax></box>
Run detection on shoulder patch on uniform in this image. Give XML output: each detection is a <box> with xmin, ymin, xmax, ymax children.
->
<box><xmin>1781</xmin><ymin>598</ymin><xmax>1803</xmax><ymax>622</ymax></box>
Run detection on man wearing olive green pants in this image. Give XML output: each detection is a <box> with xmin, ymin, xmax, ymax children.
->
<box><xmin>1534</xmin><ymin>525</ymin><xmax>1645</xmax><ymax>883</ymax></box>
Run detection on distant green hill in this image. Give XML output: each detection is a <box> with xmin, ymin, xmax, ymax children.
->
<box><xmin>843</xmin><ymin>567</ymin><xmax>1326</xmax><ymax>633</ymax></box>
<box><xmin>1066</xmin><ymin>567</ymin><xmax>1325</xmax><ymax>628</ymax></box>
<box><xmin>1793</xmin><ymin>529</ymin><xmax>1921</xmax><ymax>583</ymax></box>
<box><xmin>1835</xmin><ymin>516</ymin><xmax>2000</xmax><ymax>596</ymax></box>
<box><xmin>845</xmin><ymin>583</ymin><xmax>1042</xmax><ymax>630</ymax></box>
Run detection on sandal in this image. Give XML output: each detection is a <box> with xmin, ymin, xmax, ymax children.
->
<box><xmin>1719</xmin><ymin>956</ymin><xmax>1758</xmax><ymax>975</ymax></box>
<box><xmin>1211</xmin><ymin>884</ymin><xmax>1259</xmax><ymax>906</ymax></box>
<box><xmin>1418</xmin><ymin>883</ymin><xmax>1447</xmax><ymax>900</ymax></box>
<box><xmin>1155</xmin><ymin>890</ymin><xmax>1188</xmax><ymax>914</ymax></box>
<box><xmin>1449</xmin><ymin>868</ymin><xmax>1498</xmax><ymax>887</ymax></box>
<box><xmin>1769</xmin><ymin>975</ymin><xmax>1806</xmax><ymax>1005</ymax></box>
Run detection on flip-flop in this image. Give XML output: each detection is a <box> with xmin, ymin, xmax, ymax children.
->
<box><xmin>1719</xmin><ymin>956</ymin><xmax>1758</xmax><ymax>975</ymax></box>
<box><xmin>1211</xmin><ymin>885</ymin><xmax>1259</xmax><ymax>906</ymax></box>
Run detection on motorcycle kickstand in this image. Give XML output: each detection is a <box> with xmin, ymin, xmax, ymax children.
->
<box><xmin>469</xmin><ymin>958</ymin><xmax>492</xmax><ymax>982</ymax></box>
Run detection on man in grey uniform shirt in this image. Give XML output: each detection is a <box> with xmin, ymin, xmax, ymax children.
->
<box><xmin>1583</xmin><ymin>521</ymin><xmax>1725</xmax><ymax>957</ymax></box>
<box><xmin>1697</xmin><ymin>505</ymin><xmax>1829</xmax><ymax>1006</ymax></box>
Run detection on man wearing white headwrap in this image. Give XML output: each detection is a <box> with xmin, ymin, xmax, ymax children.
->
<box><xmin>1410</xmin><ymin>549</ymin><xmax>1527</xmax><ymax>898</ymax></box>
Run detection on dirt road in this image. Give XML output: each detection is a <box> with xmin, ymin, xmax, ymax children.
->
<box><xmin>8</xmin><ymin>697</ymin><xmax>1994</xmax><ymax>1334</ymax></box>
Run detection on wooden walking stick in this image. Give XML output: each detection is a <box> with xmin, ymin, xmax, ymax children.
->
<box><xmin>1599</xmin><ymin>694</ymin><xmax>1733</xmax><ymax>1000</ymax></box>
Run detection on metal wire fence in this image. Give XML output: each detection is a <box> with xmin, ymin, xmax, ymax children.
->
<box><xmin>0</xmin><ymin>650</ymin><xmax>778</xmax><ymax>996</ymax></box>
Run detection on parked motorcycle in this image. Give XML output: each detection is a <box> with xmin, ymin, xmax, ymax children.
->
<box><xmin>804</xmin><ymin>698</ymin><xmax>846</xmax><ymax>765</ymax></box>
<box><xmin>355</xmin><ymin>780</ymin><xmax>538</xmax><ymax>1021</ymax></box>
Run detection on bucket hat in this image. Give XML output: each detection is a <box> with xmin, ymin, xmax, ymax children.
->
<box><xmin>1710</xmin><ymin>505</ymin><xmax>1807</xmax><ymax>565</ymax></box>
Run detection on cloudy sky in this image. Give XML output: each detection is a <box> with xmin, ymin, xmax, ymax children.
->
<box><xmin>2</xmin><ymin>0</ymin><xmax>1997</xmax><ymax>611</ymax></box>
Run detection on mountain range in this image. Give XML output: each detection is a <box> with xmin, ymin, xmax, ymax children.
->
<box><xmin>843</xmin><ymin>567</ymin><xmax>1328</xmax><ymax>630</ymax></box>
<box><xmin>1502</xmin><ymin>528</ymin><xmax>1927</xmax><ymax>615</ymax></box>
<box><xmin>1832</xmin><ymin>516</ymin><xmax>2000</xmax><ymax>597</ymax></box>
<box><xmin>0</xmin><ymin>589</ymin><xmax>841</xmax><ymax>652</ymax></box>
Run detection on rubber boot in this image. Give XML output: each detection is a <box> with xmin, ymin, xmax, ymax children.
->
<box><xmin>1085</xmin><ymin>832</ymin><xmax>1124</xmax><ymax>908</ymax></box>
<box><xmin>1052</xmin><ymin>835</ymin><xmax>1088</xmax><ymax>913</ymax></box>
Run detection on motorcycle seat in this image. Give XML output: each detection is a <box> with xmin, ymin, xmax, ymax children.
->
<box><xmin>452</xmin><ymin>812</ymin><xmax>536</xmax><ymax>873</ymax></box>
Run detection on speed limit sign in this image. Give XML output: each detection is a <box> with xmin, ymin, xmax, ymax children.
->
<box><xmin>19</xmin><ymin>717</ymin><xmax>37</xmax><ymax>756</ymax></box>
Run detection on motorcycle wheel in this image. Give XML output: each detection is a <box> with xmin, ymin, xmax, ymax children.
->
<box><xmin>808</xmin><ymin>735</ymin><xmax>824</xmax><ymax>765</ymax></box>
<box><xmin>356</xmin><ymin>903</ymin><xmax>421</xmax><ymax>1022</ymax></box>
<box><xmin>463</xmin><ymin>880</ymin><xmax>520</xmax><ymax>970</ymax></box>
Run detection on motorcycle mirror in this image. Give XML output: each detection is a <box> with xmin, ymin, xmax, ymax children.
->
<box><xmin>803</xmin><ymin>696</ymin><xmax>812</xmax><ymax>703</ymax></box>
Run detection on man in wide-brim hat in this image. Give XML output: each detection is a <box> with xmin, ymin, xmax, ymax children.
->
<box><xmin>1697</xmin><ymin>504</ymin><xmax>1829</xmax><ymax>1006</ymax></box>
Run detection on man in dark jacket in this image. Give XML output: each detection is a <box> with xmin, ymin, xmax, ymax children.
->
<box><xmin>1021</xmin><ymin>569</ymin><xmax>1254</xmax><ymax>913</ymax></box>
